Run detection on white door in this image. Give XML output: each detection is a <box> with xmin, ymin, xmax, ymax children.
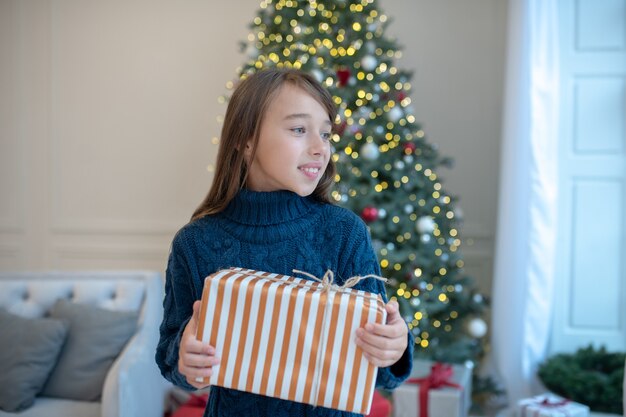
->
<box><xmin>551</xmin><ymin>0</ymin><xmax>626</xmax><ymax>354</ymax></box>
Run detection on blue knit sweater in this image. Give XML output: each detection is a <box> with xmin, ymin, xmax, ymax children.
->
<box><xmin>156</xmin><ymin>190</ymin><xmax>413</xmax><ymax>417</ymax></box>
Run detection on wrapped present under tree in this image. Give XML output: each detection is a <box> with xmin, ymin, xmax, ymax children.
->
<box><xmin>517</xmin><ymin>393</ymin><xmax>589</xmax><ymax>417</ymax></box>
<box><xmin>393</xmin><ymin>360</ymin><xmax>472</xmax><ymax>417</ymax></box>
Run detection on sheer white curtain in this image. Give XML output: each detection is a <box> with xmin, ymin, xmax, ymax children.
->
<box><xmin>490</xmin><ymin>0</ymin><xmax>559</xmax><ymax>405</ymax></box>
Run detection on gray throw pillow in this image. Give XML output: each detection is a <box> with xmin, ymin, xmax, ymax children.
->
<box><xmin>0</xmin><ymin>309</ymin><xmax>69</xmax><ymax>412</ymax></box>
<box><xmin>41</xmin><ymin>300</ymin><xmax>139</xmax><ymax>401</ymax></box>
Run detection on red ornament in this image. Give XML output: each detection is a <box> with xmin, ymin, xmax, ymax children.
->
<box><xmin>403</xmin><ymin>142</ymin><xmax>416</xmax><ymax>155</ymax></box>
<box><xmin>336</xmin><ymin>68</ymin><xmax>351</xmax><ymax>87</ymax></box>
<box><xmin>336</xmin><ymin>120</ymin><xmax>347</xmax><ymax>136</ymax></box>
<box><xmin>361</xmin><ymin>206</ymin><xmax>379</xmax><ymax>223</ymax></box>
<box><xmin>397</xmin><ymin>91</ymin><xmax>407</xmax><ymax>101</ymax></box>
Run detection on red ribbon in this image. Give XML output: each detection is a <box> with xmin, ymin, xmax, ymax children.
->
<box><xmin>406</xmin><ymin>363</ymin><xmax>462</xmax><ymax>417</ymax></box>
<box><xmin>539</xmin><ymin>397</ymin><xmax>570</xmax><ymax>408</ymax></box>
<box><xmin>520</xmin><ymin>396</ymin><xmax>571</xmax><ymax>417</ymax></box>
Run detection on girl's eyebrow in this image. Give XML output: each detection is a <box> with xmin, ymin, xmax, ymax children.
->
<box><xmin>283</xmin><ymin>113</ymin><xmax>332</xmax><ymax>125</ymax></box>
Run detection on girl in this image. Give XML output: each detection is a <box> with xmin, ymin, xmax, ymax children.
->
<box><xmin>156</xmin><ymin>68</ymin><xmax>413</xmax><ymax>417</ymax></box>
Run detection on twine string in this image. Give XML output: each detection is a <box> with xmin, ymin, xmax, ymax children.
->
<box><xmin>291</xmin><ymin>269</ymin><xmax>388</xmax><ymax>408</ymax></box>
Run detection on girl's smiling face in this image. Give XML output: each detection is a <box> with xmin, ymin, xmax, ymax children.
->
<box><xmin>245</xmin><ymin>84</ymin><xmax>332</xmax><ymax>196</ymax></box>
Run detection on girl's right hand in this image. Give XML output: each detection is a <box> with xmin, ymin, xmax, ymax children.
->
<box><xmin>178</xmin><ymin>300</ymin><xmax>221</xmax><ymax>389</ymax></box>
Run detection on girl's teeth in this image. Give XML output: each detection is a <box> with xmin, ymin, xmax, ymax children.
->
<box><xmin>302</xmin><ymin>168</ymin><xmax>319</xmax><ymax>173</ymax></box>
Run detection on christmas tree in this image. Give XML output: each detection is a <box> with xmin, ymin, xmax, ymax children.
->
<box><xmin>220</xmin><ymin>0</ymin><xmax>489</xmax><ymax>368</ymax></box>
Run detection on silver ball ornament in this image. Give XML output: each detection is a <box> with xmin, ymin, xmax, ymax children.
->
<box><xmin>388</xmin><ymin>107</ymin><xmax>403</xmax><ymax>122</ymax></box>
<box><xmin>361</xmin><ymin>55</ymin><xmax>377</xmax><ymax>72</ymax></box>
<box><xmin>361</xmin><ymin>143</ymin><xmax>380</xmax><ymax>160</ymax></box>
<box><xmin>416</xmin><ymin>216</ymin><xmax>436</xmax><ymax>234</ymax></box>
<box><xmin>310</xmin><ymin>69</ymin><xmax>324</xmax><ymax>83</ymax></box>
<box><xmin>467</xmin><ymin>317</ymin><xmax>488</xmax><ymax>338</ymax></box>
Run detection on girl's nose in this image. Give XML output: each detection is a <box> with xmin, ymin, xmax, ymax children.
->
<box><xmin>309</xmin><ymin>133</ymin><xmax>327</xmax><ymax>155</ymax></box>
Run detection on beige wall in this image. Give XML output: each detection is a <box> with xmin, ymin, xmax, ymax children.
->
<box><xmin>0</xmin><ymin>0</ymin><xmax>507</xmax><ymax>295</ymax></box>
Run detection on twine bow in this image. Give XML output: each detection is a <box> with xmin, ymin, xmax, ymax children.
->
<box><xmin>407</xmin><ymin>363</ymin><xmax>462</xmax><ymax>417</ymax></box>
<box><xmin>520</xmin><ymin>395</ymin><xmax>571</xmax><ymax>417</ymax></box>
<box><xmin>538</xmin><ymin>397</ymin><xmax>570</xmax><ymax>408</ymax></box>
<box><xmin>292</xmin><ymin>269</ymin><xmax>387</xmax><ymax>292</ymax></box>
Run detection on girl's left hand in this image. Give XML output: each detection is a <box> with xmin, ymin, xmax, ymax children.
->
<box><xmin>355</xmin><ymin>300</ymin><xmax>408</xmax><ymax>367</ymax></box>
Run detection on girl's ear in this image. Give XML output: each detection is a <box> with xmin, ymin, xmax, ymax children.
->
<box><xmin>243</xmin><ymin>139</ymin><xmax>254</xmax><ymax>162</ymax></box>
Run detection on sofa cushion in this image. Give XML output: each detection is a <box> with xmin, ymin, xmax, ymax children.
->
<box><xmin>0</xmin><ymin>397</ymin><xmax>101</xmax><ymax>417</ymax></box>
<box><xmin>41</xmin><ymin>300</ymin><xmax>138</xmax><ymax>401</ymax></box>
<box><xmin>0</xmin><ymin>309</ymin><xmax>69</xmax><ymax>412</ymax></box>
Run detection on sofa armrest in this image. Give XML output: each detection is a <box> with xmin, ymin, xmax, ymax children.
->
<box><xmin>101</xmin><ymin>273</ymin><xmax>172</xmax><ymax>417</ymax></box>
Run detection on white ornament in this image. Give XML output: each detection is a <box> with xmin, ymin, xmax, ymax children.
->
<box><xmin>388</xmin><ymin>106</ymin><xmax>403</xmax><ymax>122</ymax></box>
<box><xmin>394</xmin><ymin>160</ymin><xmax>405</xmax><ymax>170</ymax></box>
<box><xmin>358</xmin><ymin>106</ymin><xmax>371</xmax><ymax>117</ymax></box>
<box><xmin>404</xmin><ymin>204</ymin><xmax>413</xmax><ymax>214</ymax></box>
<box><xmin>375</xmin><ymin>126</ymin><xmax>384</xmax><ymax>135</ymax></box>
<box><xmin>467</xmin><ymin>317</ymin><xmax>488</xmax><ymax>338</ymax></box>
<box><xmin>420</xmin><ymin>234</ymin><xmax>431</xmax><ymax>243</ymax></box>
<box><xmin>410</xmin><ymin>297</ymin><xmax>420</xmax><ymax>307</ymax></box>
<box><xmin>361</xmin><ymin>143</ymin><xmax>380</xmax><ymax>160</ymax></box>
<box><xmin>245</xmin><ymin>43</ymin><xmax>259</xmax><ymax>58</ymax></box>
<box><xmin>365</xmin><ymin>41</ymin><xmax>376</xmax><ymax>53</ymax></box>
<box><xmin>310</xmin><ymin>69</ymin><xmax>324</xmax><ymax>83</ymax></box>
<box><xmin>361</xmin><ymin>55</ymin><xmax>377</xmax><ymax>72</ymax></box>
<box><xmin>416</xmin><ymin>216</ymin><xmax>435</xmax><ymax>234</ymax></box>
<box><xmin>349</xmin><ymin>124</ymin><xmax>360</xmax><ymax>134</ymax></box>
<box><xmin>378</xmin><ymin>208</ymin><xmax>387</xmax><ymax>218</ymax></box>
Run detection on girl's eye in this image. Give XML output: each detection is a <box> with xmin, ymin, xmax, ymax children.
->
<box><xmin>320</xmin><ymin>132</ymin><xmax>331</xmax><ymax>141</ymax></box>
<box><xmin>291</xmin><ymin>127</ymin><xmax>306</xmax><ymax>134</ymax></box>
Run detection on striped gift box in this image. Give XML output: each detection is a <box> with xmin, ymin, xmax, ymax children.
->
<box><xmin>195</xmin><ymin>267</ymin><xmax>387</xmax><ymax>414</ymax></box>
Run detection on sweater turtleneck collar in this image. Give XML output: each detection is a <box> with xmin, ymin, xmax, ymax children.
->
<box><xmin>221</xmin><ymin>189</ymin><xmax>316</xmax><ymax>226</ymax></box>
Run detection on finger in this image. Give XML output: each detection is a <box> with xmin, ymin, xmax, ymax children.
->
<box><xmin>182</xmin><ymin>337</ymin><xmax>217</xmax><ymax>355</ymax></box>
<box><xmin>189</xmin><ymin>300</ymin><xmax>202</xmax><ymax>334</ymax></box>
<box><xmin>186</xmin><ymin>372</ymin><xmax>212</xmax><ymax>389</ymax></box>
<box><xmin>180</xmin><ymin>363</ymin><xmax>215</xmax><ymax>379</ymax></box>
<box><xmin>181</xmin><ymin>352</ymin><xmax>221</xmax><ymax>368</ymax></box>
<box><xmin>361</xmin><ymin>321</ymin><xmax>406</xmax><ymax>339</ymax></box>
<box><xmin>385</xmin><ymin>301</ymin><xmax>404</xmax><ymax>323</ymax></box>
<box><xmin>356</xmin><ymin>328</ymin><xmax>404</xmax><ymax>354</ymax></box>
<box><xmin>179</xmin><ymin>359</ymin><xmax>219</xmax><ymax>380</ymax></box>
<box><xmin>385</xmin><ymin>300</ymin><xmax>399</xmax><ymax>315</ymax></box>
<box><xmin>362</xmin><ymin>351</ymin><xmax>394</xmax><ymax>368</ymax></box>
<box><xmin>356</xmin><ymin>337</ymin><xmax>400</xmax><ymax>367</ymax></box>
<box><xmin>189</xmin><ymin>380</ymin><xmax>211</xmax><ymax>390</ymax></box>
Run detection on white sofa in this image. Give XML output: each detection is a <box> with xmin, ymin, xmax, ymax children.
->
<box><xmin>0</xmin><ymin>271</ymin><xmax>172</xmax><ymax>417</ymax></box>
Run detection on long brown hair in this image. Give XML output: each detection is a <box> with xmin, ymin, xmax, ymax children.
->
<box><xmin>191</xmin><ymin>69</ymin><xmax>338</xmax><ymax>221</ymax></box>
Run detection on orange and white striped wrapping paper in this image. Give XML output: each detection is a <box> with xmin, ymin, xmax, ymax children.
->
<box><xmin>196</xmin><ymin>267</ymin><xmax>387</xmax><ymax>414</ymax></box>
